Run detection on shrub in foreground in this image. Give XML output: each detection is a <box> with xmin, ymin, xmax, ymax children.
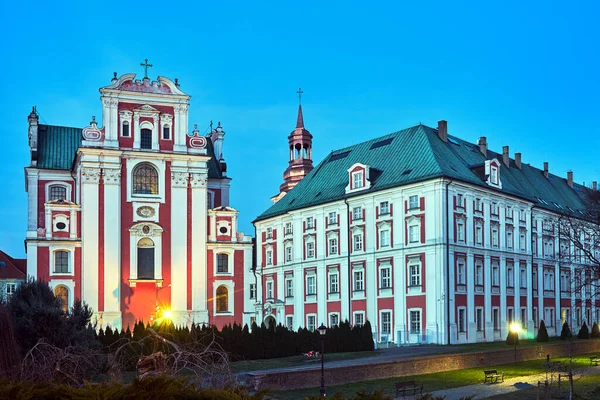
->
<box><xmin>560</xmin><ymin>322</ymin><xmax>572</xmax><ymax>340</ymax></box>
<box><xmin>592</xmin><ymin>322</ymin><xmax>600</xmax><ymax>338</ymax></box>
<box><xmin>536</xmin><ymin>320</ymin><xmax>549</xmax><ymax>342</ymax></box>
<box><xmin>578</xmin><ymin>322</ymin><xmax>590</xmax><ymax>339</ymax></box>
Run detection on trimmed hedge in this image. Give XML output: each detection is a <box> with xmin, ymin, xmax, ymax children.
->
<box><xmin>536</xmin><ymin>320</ymin><xmax>549</xmax><ymax>342</ymax></box>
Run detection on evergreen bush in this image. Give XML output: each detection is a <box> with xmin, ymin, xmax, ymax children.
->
<box><xmin>506</xmin><ymin>331</ymin><xmax>519</xmax><ymax>345</ymax></box>
<box><xmin>592</xmin><ymin>322</ymin><xmax>600</xmax><ymax>338</ymax></box>
<box><xmin>578</xmin><ymin>321</ymin><xmax>590</xmax><ymax>339</ymax></box>
<box><xmin>537</xmin><ymin>320</ymin><xmax>549</xmax><ymax>342</ymax></box>
<box><xmin>560</xmin><ymin>321</ymin><xmax>572</xmax><ymax>340</ymax></box>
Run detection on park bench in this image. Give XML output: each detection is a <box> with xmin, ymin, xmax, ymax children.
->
<box><xmin>395</xmin><ymin>380</ymin><xmax>423</xmax><ymax>397</ymax></box>
<box><xmin>301</xmin><ymin>350</ymin><xmax>320</xmax><ymax>361</ymax></box>
<box><xmin>590</xmin><ymin>356</ymin><xmax>600</xmax><ymax>366</ymax></box>
<box><xmin>483</xmin><ymin>369</ymin><xmax>504</xmax><ymax>383</ymax></box>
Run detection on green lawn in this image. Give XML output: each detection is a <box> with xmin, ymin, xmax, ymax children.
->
<box><xmin>271</xmin><ymin>353</ymin><xmax>600</xmax><ymax>400</ymax></box>
<box><xmin>487</xmin><ymin>373</ymin><xmax>600</xmax><ymax>400</ymax></box>
<box><xmin>231</xmin><ymin>351</ymin><xmax>378</xmax><ymax>373</ymax></box>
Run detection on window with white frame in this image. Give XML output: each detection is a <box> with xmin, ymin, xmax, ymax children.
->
<box><xmin>329</xmin><ymin>272</ymin><xmax>339</xmax><ymax>293</ymax></box>
<box><xmin>285</xmin><ymin>245</ymin><xmax>293</xmax><ymax>262</ymax></box>
<box><xmin>6</xmin><ymin>283</ymin><xmax>16</xmax><ymax>297</ymax></box>
<box><xmin>122</xmin><ymin>120</ymin><xmax>130</xmax><ymax>137</ymax></box>
<box><xmin>457</xmin><ymin>259</ymin><xmax>466</xmax><ymax>285</ymax></box>
<box><xmin>457</xmin><ymin>221</ymin><xmax>465</xmax><ymax>242</ymax></box>
<box><xmin>306</xmin><ymin>217</ymin><xmax>314</xmax><ymax>229</ymax></box>
<box><xmin>520</xmin><ymin>231</ymin><xmax>526</xmax><ymax>251</ymax></box>
<box><xmin>380</xmin><ymin>228</ymin><xmax>390</xmax><ymax>247</ymax></box>
<box><xmin>506</xmin><ymin>206</ymin><xmax>512</xmax><ymax>219</ymax></box>
<box><xmin>493</xmin><ymin>308</ymin><xmax>500</xmax><ymax>331</ymax></box>
<box><xmin>458</xmin><ymin>308</ymin><xmax>466</xmax><ymax>332</ymax></box>
<box><xmin>329</xmin><ymin>313</ymin><xmax>339</xmax><ymax>327</ymax></box>
<box><xmin>380</xmin><ymin>201</ymin><xmax>390</xmax><ymax>215</ymax></box>
<box><xmin>457</xmin><ymin>193</ymin><xmax>463</xmax><ymax>207</ymax></box>
<box><xmin>380</xmin><ymin>263</ymin><xmax>391</xmax><ymax>289</ymax></box>
<box><xmin>560</xmin><ymin>269</ymin><xmax>570</xmax><ymax>293</ymax></box>
<box><xmin>328</xmin><ymin>212</ymin><xmax>337</xmax><ymax>225</ymax></box>
<box><xmin>286</xmin><ymin>316</ymin><xmax>294</xmax><ymax>330</ymax></box>
<box><xmin>544</xmin><ymin>239</ymin><xmax>554</xmax><ymax>257</ymax></box>
<box><xmin>329</xmin><ymin>237</ymin><xmax>338</xmax><ymax>255</ymax></box>
<box><xmin>475</xmin><ymin>224</ymin><xmax>483</xmax><ymax>245</ymax></box>
<box><xmin>249</xmin><ymin>283</ymin><xmax>256</xmax><ymax>299</ymax></box>
<box><xmin>533</xmin><ymin>307</ymin><xmax>538</xmax><ymax>327</ymax></box>
<box><xmin>492</xmin><ymin>262</ymin><xmax>500</xmax><ymax>286</ymax></box>
<box><xmin>533</xmin><ymin>269</ymin><xmax>538</xmax><ymax>290</ymax></box>
<box><xmin>409</xmin><ymin>195</ymin><xmax>419</xmax><ymax>209</ymax></box>
<box><xmin>266</xmin><ymin>249</ymin><xmax>273</xmax><ymax>265</ymax></box>
<box><xmin>507</xmin><ymin>307</ymin><xmax>514</xmax><ymax>323</ymax></box>
<box><xmin>353</xmin><ymin>269</ymin><xmax>364</xmax><ymax>291</ymax></box>
<box><xmin>475</xmin><ymin>261</ymin><xmax>483</xmax><ymax>286</ymax></box>
<box><xmin>520</xmin><ymin>266</ymin><xmax>527</xmax><ymax>288</ymax></box>
<box><xmin>307</xmin><ymin>315</ymin><xmax>316</xmax><ymax>331</ymax></box>
<box><xmin>410</xmin><ymin>310</ymin><xmax>421</xmax><ymax>334</ymax></box>
<box><xmin>54</xmin><ymin>250</ymin><xmax>70</xmax><ymax>273</ymax></box>
<box><xmin>217</xmin><ymin>253</ymin><xmax>229</xmax><ymax>273</ymax></box>
<box><xmin>519</xmin><ymin>209</ymin><xmax>526</xmax><ymax>221</ymax></box>
<box><xmin>381</xmin><ymin>311</ymin><xmax>392</xmax><ymax>334</ymax></box>
<box><xmin>306</xmin><ymin>240</ymin><xmax>315</xmax><ymax>258</ymax></box>
<box><xmin>352</xmin><ymin>171</ymin><xmax>364</xmax><ymax>189</ymax></box>
<box><xmin>544</xmin><ymin>269</ymin><xmax>555</xmax><ymax>290</ymax></box>
<box><xmin>409</xmin><ymin>224</ymin><xmax>420</xmax><ymax>243</ymax></box>
<box><xmin>266</xmin><ymin>280</ymin><xmax>274</xmax><ymax>299</ymax></box>
<box><xmin>492</xmin><ymin>226</ymin><xmax>499</xmax><ymax>247</ymax></box>
<box><xmin>476</xmin><ymin>308</ymin><xmax>484</xmax><ymax>331</ymax></box>
<box><xmin>353</xmin><ymin>207</ymin><xmax>362</xmax><ymax>221</ymax></box>
<box><xmin>49</xmin><ymin>185</ymin><xmax>67</xmax><ymax>201</ymax></box>
<box><xmin>285</xmin><ymin>276</ymin><xmax>293</xmax><ymax>298</ymax></box>
<box><xmin>507</xmin><ymin>264</ymin><xmax>514</xmax><ymax>287</ymax></box>
<box><xmin>306</xmin><ymin>274</ymin><xmax>316</xmax><ymax>295</ymax></box>
<box><xmin>545</xmin><ymin>307</ymin><xmax>555</xmax><ymax>327</ymax></box>
<box><xmin>353</xmin><ymin>233</ymin><xmax>363</xmax><ymax>251</ymax></box>
<box><xmin>475</xmin><ymin>198</ymin><xmax>482</xmax><ymax>212</ymax></box>
<box><xmin>507</xmin><ymin>230</ymin><xmax>513</xmax><ymax>249</ymax></box>
<box><xmin>491</xmin><ymin>166</ymin><xmax>498</xmax><ymax>184</ymax></box>
<box><xmin>354</xmin><ymin>312</ymin><xmax>364</xmax><ymax>327</ymax></box>
<box><xmin>285</xmin><ymin>222</ymin><xmax>293</xmax><ymax>235</ymax></box>
<box><xmin>162</xmin><ymin>124</ymin><xmax>171</xmax><ymax>140</ymax></box>
<box><xmin>266</xmin><ymin>227</ymin><xmax>273</xmax><ymax>239</ymax></box>
<box><xmin>409</xmin><ymin>259</ymin><xmax>421</xmax><ymax>287</ymax></box>
<box><xmin>491</xmin><ymin>202</ymin><xmax>499</xmax><ymax>215</ymax></box>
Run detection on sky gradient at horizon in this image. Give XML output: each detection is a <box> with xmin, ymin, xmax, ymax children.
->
<box><xmin>1</xmin><ymin>0</ymin><xmax>599</xmax><ymax>258</ymax></box>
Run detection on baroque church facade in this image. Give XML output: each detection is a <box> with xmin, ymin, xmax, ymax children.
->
<box><xmin>24</xmin><ymin>69</ymin><xmax>255</xmax><ymax>330</ymax></box>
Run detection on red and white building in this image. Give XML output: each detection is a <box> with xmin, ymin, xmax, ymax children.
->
<box><xmin>24</xmin><ymin>70</ymin><xmax>256</xmax><ymax>330</ymax></box>
<box><xmin>255</xmin><ymin>116</ymin><xmax>600</xmax><ymax>344</ymax></box>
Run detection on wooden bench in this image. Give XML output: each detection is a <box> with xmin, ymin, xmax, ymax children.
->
<box><xmin>590</xmin><ymin>356</ymin><xmax>600</xmax><ymax>366</ymax></box>
<box><xmin>395</xmin><ymin>381</ymin><xmax>423</xmax><ymax>397</ymax></box>
<box><xmin>484</xmin><ymin>369</ymin><xmax>505</xmax><ymax>383</ymax></box>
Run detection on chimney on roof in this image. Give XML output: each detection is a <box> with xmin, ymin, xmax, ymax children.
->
<box><xmin>543</xmin><ymin>162</ymin><xmax>549</xmax><ymax>178</ymax></box>
<box><xmin>477</xmin><ymin>136</ymin><xmax>487</xmax><ymax>157</ymax></box>
<box><xmin>437</xmin><ymin>120</ymin><xmax>448</xmax><ymax>142</ymax></box>
<box><xmin>515</xmin><ymin>152</ymin><xmax>522</xmax><ymax>169</ymax></box>
<box><xmin>502</xmin><ymin>146</ymin><xmax>510</xmax><ymax>167</ymax></box>
<box><xmin>593</xmin><ymin>181</ymin><xmax>597</xmax><ymax>191</ymax></box>
<box><xmin>567</xmin><ymin>171</ymin><xmax>573</xmax><ymax>189</ymax></box>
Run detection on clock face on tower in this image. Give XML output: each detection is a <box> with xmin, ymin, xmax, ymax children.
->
<box><xmin>136</xmin><ymin>206</ymin><xmax>155</xmax><ymax>219</ymax></box>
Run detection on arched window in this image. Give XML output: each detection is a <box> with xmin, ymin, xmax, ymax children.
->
<box><xmin>137</xmin><ymin>237</ymin><xmax>155</xmax><ymax>279</ymax></box>
<box><xmin>140</xmin><ymin>128</ymin><xmax>152</xmax><ymax>149</ymax></box>
<box><xmin>54</xmin><ymin>285</ymin><xmax>69</xmax><ymax>312</ymax></box>
<box><xmin>216</xmin><ymin>285</ymin><xmax>228</xmax><ymax>313</ymax></box>
<box><xmin>54</xmin><ymin>250</ymin><xmax>69</xmax><ymax>273</ymax></box>
<box><xmin>49</xmin><ymin>185</ymin><xmax>67</xmax><ymax>201</ymax></box>
<box><xmin>217</xmin><ymin>253</ymin><xmax>228</xmax><ymax>273</ymax></box>
<box><xmin>132</xmin><ymin>164</ymin><xmax>158</xmax><ymax>195</ymax></box>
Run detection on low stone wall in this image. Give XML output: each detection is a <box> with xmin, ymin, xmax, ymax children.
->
<box><xmin>245</xmin><ymin>340</ymin><xmax>600</xmax><ymax>391</ymax></box>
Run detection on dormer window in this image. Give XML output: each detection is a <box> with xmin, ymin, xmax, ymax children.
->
<box><xmin>485</xmin><ymin>159</ymin><xmax>503</xmax><ymax>189</ymax></box>
<box><xmin>345</xmin><ymin>163</ymin><xmax>372</xmax><ymax>194</ymax></box>
<box><xmin>353</xmin><ymin>172</ymin><xmax>364</xmax><ymax>189</ymax></box>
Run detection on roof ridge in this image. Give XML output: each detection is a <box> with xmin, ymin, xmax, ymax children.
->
<box><xmin>330</xmin><ymin>123</ymin><xmax>429</xmax><ymax>154</ymax></box>
<box><xmin>40</xmin><ymin>124</ymin><xmax>83</xmax><ymax>130</ymax></box>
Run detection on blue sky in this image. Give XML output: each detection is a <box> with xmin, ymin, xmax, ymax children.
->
<box><xmin>1</xmin><ymin>1</ymin><xmax>599</xmax><ymax>258</ymax></box>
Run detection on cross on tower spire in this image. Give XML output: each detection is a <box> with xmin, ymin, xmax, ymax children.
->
<box><xmin>296</xmin><ymin>87</ymin><xmax>303</xmax><ymax>105</ymax></box>
<box><xmin>140</xmin><ymin>58</ymin><xmax>153</xmax><ymax>79</ymax></box>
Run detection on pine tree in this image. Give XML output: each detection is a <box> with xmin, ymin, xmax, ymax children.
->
<box><xmin>536</xmin><ymin>320</ymin><xmax>549</xmax><ymax>342</ymax></box>
<box><xmin>592</xmin><ymin>322</ymin><xmax>600</xmax><ymax>338</ymax></box>
<box><xmin>560</xmin><ymin>321</ymin><xmax>572</xmax><ymax>340</ymax></box>
<box><xmin>506</xmin><ymin>331</ymin><xmax>519</xmax><ymax>345</ymax></box>
<box><xmin>578</xmin><ymin>321</ymin><xmax>590</xmax><ymax>339</ymax></box>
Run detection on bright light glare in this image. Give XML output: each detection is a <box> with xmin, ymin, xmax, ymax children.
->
<box><xmin>510</xmin><ymin>322</ymin><xmax>521</xmax><ymax>333</ymax></box>
<box><xmin>163</xmin><ymin>310</ymin><xmax>172</xmax><ymax>319</ymax></box>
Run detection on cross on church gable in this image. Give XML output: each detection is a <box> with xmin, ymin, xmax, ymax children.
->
<box><xmin>140</xmin><ymin>58</ymin><xmax>153</xmax><ymax>78</ymax></box>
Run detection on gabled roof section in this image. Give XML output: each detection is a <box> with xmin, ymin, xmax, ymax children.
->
<box><xmin>255</xmin><ymin>123</ymin><xmax>595</xmax><ymax>222</ymax></box>
<box><xmin>0</xmin><ymin>250</ymin><xmax>26</xmax><ymax>280</ymax></box>
<box><xmin>37</xmin><ymin>124</ymin><xmax>82</xmax><ymax>170</ymax></box>
<box><xmin>100</xmin><ymin>73</ymin><xmax>189</xmax><ymax>97</ymax></box>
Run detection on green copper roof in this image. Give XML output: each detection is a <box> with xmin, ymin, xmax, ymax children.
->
<box><xmin>256</xmin><ymin>124</ymin><xmax>592</xmax><ymax>222</ymax></box>
<box><xmin>37</xmin><ymin>125</ymin><xmax>82</xmax><ymax>170</ymax></box>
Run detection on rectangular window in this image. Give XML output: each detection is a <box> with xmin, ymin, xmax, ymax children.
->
<box><xmin>306</xmin><ymin>242</ymin><xmax>315</xmax><ymax>258</ymax></box>
<box><xmin>122</xmin><ymin>121</ymin><xmax>130</xmax><ymax>137</ymax></box>
<box><xmin>520</xmin><ymin>266</ymin><xmax>527</xmax><ymax>288</ymax></box>
<box><xmin>380</xmin><ymin>229</ymin><xmax>390</xmax><ymax>247</ymax></box>
<box><xmin>140</xmin><ymin>129</ymin><xmax>152</xmax><ymax>149</ymax></box>
<box><xmin>506</xmin><ymin>206</ymin><xmax>512</xmax><ymax>219</ymax></box>
<box><xmin>306</xmin><ymin>275</ymin><xmax>316</xmax><ymax>295</ymax></box>
<box><xmin>306</xmin><ymin>217</ymin><xmax>314</xmax><ymax>229</ymax></box>
<box><xmin>457</xmin><ymin>223</ymin><xmax>465</xmax><ymax>242</ymax></box>
<box><xmin>54</xmin><ymin>251</ymin><xmax>69</xmax><ymax>273</ymax></box>
<box><xmin>458</xmin><ymin>308</ymin><xmax>466</xmax><ymax>332</ymax></box>
<box><xmin>380</xmin><ymin>265</ymin><xmax>391</xmax><ymax>289</ymax></box>
<box><xmin>457</xmin><ymin>260</ymin><xmax>466</xmax><ymax>285</ymax></box>
<box><xmin>544</xmin><ymin>269</ymin><xmax>555</xmax><ymax>290</ymax></box>
<box><xmin>457</xmin><ymin>193</ymin><xmax>463</xmax><ymax>207</ymax></box>
<box><xmin>328</xmin><ymin>212</ymin><xmax>337</xmax><ymax>225</ymax></box>
<box><xmin>507</xmin><ymin>307</ymin><xmax>514</xmax><ymax>323</ymax></box>
<box><xmin>330</xmin><ymin>314</ymin><xmax>339</xmax><ymax>327</ymax></box>
<box><xmin>533</xmin><ymin>307</ymin><xmax>538</xmax><ymax>328</ymax></box>
<box><xmin>521</xmin><ymin>308</ymin><xmax>527</xmax><ymax>329</ymax></box>
<box><xmin>329</xmin><ymin>272</ymin><xmax>339</xmax><ymax>293</ymax></box>
<box><xmin>507</xmin><ymin>231</ymin><xmax>513</xmax><ymax>249</ymax></box>
<box><xmin>409</xmin><ymin>195</ymin><xmax>419</xmax><ymax>209</ymax></box>
<box><xmin>352</xmin><ymin>172</ymin><xmax>364</xmax><ymax>189</ymax></box>
<box><xmin>307</xmin><ymin>315</ymin><xmax>316</xmax><ymax>331</ymax></box>
<box><xmin>217</xmin><ymin>253</ymin><xmax>229</xmax><ymax>273</ymax></box>
<box><xmin>382</xmin><ymin>311</ymin><xmax>392</xmax><ymax>334</ymax></box>
<box><xmin>507</xmin><ymin>266</ymin><xmax>514</xmax><ymax>287</ymax></box>
<box><xmin>476</xmin><ymin>308</ymin><xmax>484</xmax><ymax>331</ymax></box>
<box><xmin>533</xmin><ymin>269</ymin><xmax>538</xmax><ymax>290</ymax></box>
<box><xmin>286</xmin><ymin>316</ymin><xmax>294</xmax><ymax>330</ymax></box>
<box><xmin>492</xmin><ymin>202</ymin><xmax>498</xmax><ymax>215</ymax></box>
<box><xmin>6</xmin><ymin>283</ymin><xmax>16</xmax><ymax>297</ymax></box>
<box><xmin>520</xmin><ymin>232</ymin><xmax>526</xmax><ymax>251</ymax></box>
<box><xmin>492</xmin><ymin>228</ymin><xmax>499</xmax><ymax>247</ymax></box>
<box><xmin>266</xmin><ymin>227</ymin><xmax>273</xmax><ymax>239</ymax></box>
<box><xmin>353</xmin><ymin>270</ymin><xmax>364</xmax><ymax>291</ymax></box>
<box><xmin>266</xmin><ymin>281</ymin><xmax>274</xmax><ymax>299</ymax></box>
<box><xmin>493</xmin><ymin>308</ymin><xmax>500</xmax><ymax>331</ymax></box>
<box><xmin>380</xmin><ymin>201</ymin><xmax>390</xmax><ymax>215</ymax></box>
<box><xmin>353</xmin><ymin>234</ymin><xmax>363</xmax><ymax>251</ymax></box>
<box><xmin>266</xmin><ymin>250</ymin><xmax>273</xmax><ymax>265</ymax></box>
<box><xmin>409</xmin><ymin>263</ymin><xmax>421</xmax><ymax>286</ymax></box>
<box><xmin>409</xmin><ymin>225</ymin><xmax>420</xmax><ymax>243</ymax></box>
<box><xmin>354</xmin><ymin>312</ymin><xmax>364</xmax><ymax>327</ymax></box>
<box><xmin>249</xmin><ymin>283</ymin><xmax>256</xmax><ymax>299</ymax></box>
<box><xmin>285</xmin><ymin>222</ymin><xmax>293</xmax><ymax>235</ymax></box>
<box><xmin>475</xmin><ymin>263</ymin><xmax>483</xmax><ymax>286</ymax></box>
<box><xmin>329</xmin><ymin>237</ymin><xmax>338</xmax><ymax>255</ymax></box>
<box><xmin>353</xmin><ymin>207</ymin><xmax>362</xmax><ymax>221</ymax></box>
<box><xmin>285</xmin><ymin>278</ymin><xmax>293</xmax><ymax>298</ymax></box>
<box><xmin>475</xmin><ymin>225</ymin><xmax>482</xmax><ymax>245</ymax></box>
<box><xmin>410</xmin><ymin>310</ymin><xmax>421</xmax><ymax>334</ymax></box>
<box><xmin>50</xmin><ymin>186</ymin><xmax>67</xmax><ymax>201</ymax></box>
<box><xmin>492</xmin><ymin>263</ymin><xmax>500</xmax><ymax>286</ymax></box>
<box><xmin>286</xmin><ymin>246</ymin><xmax>293</xmax><ymax>262</ymax></box>
<box><xmin>162</xmin><ymin>126</ymin><xmax>170</xmax><ymax>140</ymax></box>
<box><xmin>475</xmin><ymin>198</ymin><xmax>482</xmax><ymax>212</ymax></box>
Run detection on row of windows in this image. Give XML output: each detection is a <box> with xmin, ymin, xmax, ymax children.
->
<box><xmin>456</xmin><ymin>194</ymin><xmax>527</xmax><ymax>221</ymax></box>
<box><xmin>121</xmin><ymin>122</ymin><xmax>171</xmax><ymax>141</ymax></box>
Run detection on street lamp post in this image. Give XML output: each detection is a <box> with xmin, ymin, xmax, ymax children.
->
<box><xmin>510</xmin><ymin>322</ymin><xmax>521</xmax><ymax>364</ymax></box>
<box><xmin>318</xmin><ymin>324</ymin><xmax>327</xmax><ymax>397</ymax></box>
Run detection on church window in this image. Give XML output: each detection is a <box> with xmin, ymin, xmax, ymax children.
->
<box><xmin>50</xmin><ymin>186</ymin><xmax>67</xmax><ymax>201</ymax></box>
<box><xmin>132</xmin><ymin>164</ymin><xmax>159</xmax><ymax>195</ymax></box>
<box><xmin>216</xmin><ymin>285</ymin><xmax>228</xmax><ymax>313</ymax></box>
<box><xmin>162</xmin><ymin>125</ymin><xmax>170</xmax><ymax>140</ymax></box>
<box><xmin>54</xmin><ymin>285</ymin><xmax>69</xmax><ymax>312</ymax></box>
<box><xmin>217</xmin><ymin>253</ymin><xmax>228</xmax><ymax>273</ymax></box>
<box><xmin>140</xmin><ymin>128</ymin><xmax>152</xmax><ymax>149</ymax></box>
<box><xmin>137</xmin><ymin>237</ymin><xmax>155</xmax><ymax>279</ymax></box>
<box><xmin>54</xmin><ymin>250</ymin><xmax>69</xmax><ymax>273</ymax></box>
<box><xmin>122</xmin><ymin>121</ymin><xmax>130</xmax><ymax>137</ymax></box>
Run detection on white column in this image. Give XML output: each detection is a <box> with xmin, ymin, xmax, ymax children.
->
<box><xmin>26</xmin><ymin>241</ymin><xmax>38</xmax><ymax>279</ymax></box>
<box><xmin>70</xmin><ymin>209</ymin><xmax>77</xmax><ymax>239</ymax></box>
<box><xmin>80</xmin><ymin>167</ymin><xmax>101</xmax><ymax>313</ymax></box>
<box><xmin>133</xmin><ymin>113</ymin><xmax>140</xmax><ymax>149</ymax></box>
<box><xmin>527</xmin><ymin>259</ymin><xmax>534</xmax><ymax>336</ymax></box>
<box><xmin>26</xmin><ymin>169</ymin><xmax>39</xmax><ymax>236</ymax></box>
<box><xmin>231</xmin><ymin>215</ymin><xmax>238</xmax><ymax>242</ymax></box>
<box><xmin>190</xmin><ymin>171</ymin><xmax>208</xmax><ymax>323</ymax></box>
<box><xmin>555</xmin><ymin>262</ymin><xmax>561</xmax><ymax>334</ymax></box>
<box><xmin>102</xmin><ymin>167</ymin><xmax>122</xmax><ymax>328</ymax></box>
<box><xmin>467</xmin><ymin>254</ymin><xmax>475</xmax><ymax>341</ymax></box>
<box><xmin>171</xmin><ymin>169</ymin><xmax>189</xmax><ymax>314</ymax></box>
<box><xmin>484</xmin><ymin>255</ymin><xmax>493</xmax><ymax>342</ymax></box>
<box><xmin>45</xmin><ymin>208</ymin><xmax>52</xmax><ymax>238</ymax></box>
<box><xmin>499</xmin><ymin>257</ymin><xmax>507</xmax><ymax>337</ymax></box>
<box><xmin>152</xmin><ymin>115</ymin><xmax>159</xmax><ymax>150</ymax></box>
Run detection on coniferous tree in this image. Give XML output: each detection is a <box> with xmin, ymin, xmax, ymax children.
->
<box><xmin>506</xmin><ymin>330</ymin><xmax>519</xmax><ymax>345</ymax></box>
<box><xmin>578</xmin><ymin>321</ymin><xmax>590</xmax><ymax>339</ymax></box>
<box><xmin>537</xmin><ymin>320</ymin><xmax>549</xmax><ymax>342</ymax></box>
<box><xmin>592</xmin><ymin>322</ymin><xmax>600</xmax><ymax>338</ymax></box>
<box><xmin>560</xmin><ymin>321</ymin><xmax>572</xmax><ymax>340</ymax></box>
